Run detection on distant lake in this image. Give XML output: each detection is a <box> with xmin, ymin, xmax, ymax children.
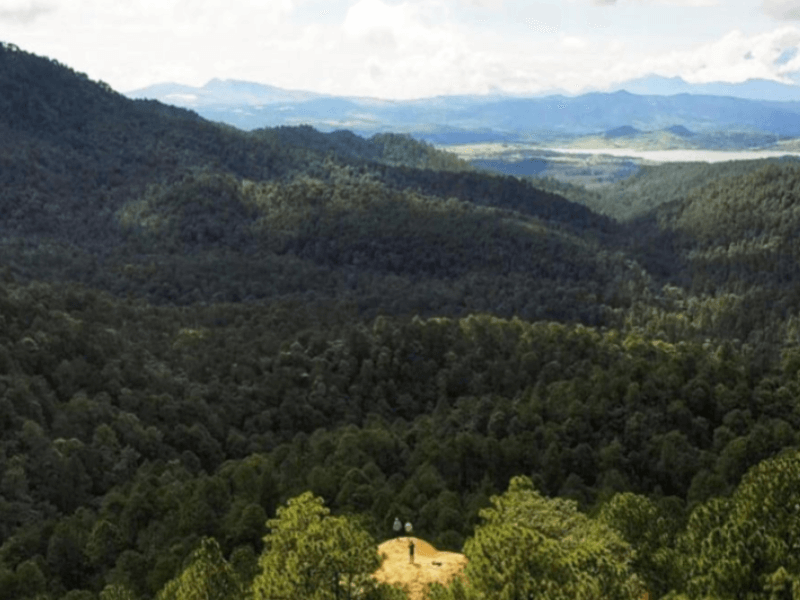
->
<box><xmin>543</xmin><ymin>148</ymin><xmax>800</xmax><ymax>163</ymax></box>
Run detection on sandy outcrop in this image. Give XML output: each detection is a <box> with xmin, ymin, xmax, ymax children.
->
<box><xmin>373</xmin><ymin>537</ymin><xmax>468</xmax><ymax>600</ymax></box>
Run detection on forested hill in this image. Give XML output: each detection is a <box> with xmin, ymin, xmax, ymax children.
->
<box><xmin>631</xmin><ymin>161</ymin><xmax>800</xmax><ymax>350</ymax></box>
<box><xmin>2</xmin><ymin>42</ymin><xmax>800</xmax><ymax>600</ymax></box>
<box><xmin>0</xmin><ymin>41</ymin><xmax>629</xmax><ymax>325</ymax></box>
<box><xmin>0</xmin><ymin>43</ymin><xmax>469</xmax><ymax>245</ymax></box>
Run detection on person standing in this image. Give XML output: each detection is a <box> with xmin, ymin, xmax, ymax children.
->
<box><xmin>409</xmin><ymin>539</ymin><xmax>415</xmax><ymax>564</ymax></box>
<box><xmin>393</xmin><ymin>517</ymin><xmax>402</xmax><ymax>537</ymax></box>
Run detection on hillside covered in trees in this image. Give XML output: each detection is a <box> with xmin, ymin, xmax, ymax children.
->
<box><xmin>1</xmin><ymin>41</ymin><xmax>800</xmax><ymax>600</ymax></box>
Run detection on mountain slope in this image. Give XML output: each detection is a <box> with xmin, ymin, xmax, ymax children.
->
<box><xmin>657</xmin><ymin>161</ymin><xmax>800</xmax><ymax>289</ymax></box>
<box><xmin>0</xmin><ymin>42</ymin><xmax>642</xmax><ymax>327</ymax></box>
<box><xmin>10</xmin><ymin>40</ymin><xmax>800</xmax><ymax>348</ymax></box>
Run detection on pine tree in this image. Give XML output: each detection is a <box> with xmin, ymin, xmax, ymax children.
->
<box><xmin>431</xmin><ymin>476</ymin><xmax>644</xmax><ymax>600</ymax></box>
<box><xmin>156</xmin><ymin>537</ymin><xmax>241</xmax><ymax>600</ymax></box>
<box><xmin>250</xmin><ymin>491</ymin><xmax>401</xmax><ymax>600</ymax></box>
<box><xmin>680</xmin><ymin>448</ymin><xmax>800</xmax><ymax>599</ymax></box>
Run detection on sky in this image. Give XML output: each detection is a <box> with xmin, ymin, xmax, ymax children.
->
<box><xmin>3</xmin><ymin>0</ymin><xmax>800</xmax><ymax>99</ymax></box>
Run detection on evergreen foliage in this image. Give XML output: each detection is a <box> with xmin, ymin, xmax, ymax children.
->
<box><xmin>157</xmin><ymin>537</ymin><xmax>241</xmax><ymax>600</ymax></box>
<box><xmin>677</xmin><ymin>448</ymin><xmax>800</xmax><ymax>599</ymax></box>
<box><xmin>250</xmin><ymin>491</ymin><xmax>398</xmax><ymax>600</ymax></box>
<box><xmin>598</xmin><ymin>493</ymin><xmax>683</xmax><ymax>598</ymax></box>
<box><xmin>2</xmin><ymin>42</ymin><xmax>800</xmax><ymax>600</ymax></box>
<box><xmin>539</xmin><ymin>158</ymin><xmax>800</xmax><ymax>223</ymax></box>
<box><xmin>430</xmin><ymin>476</ymin><xmax>644</xmax><ymax>600</ymax></box>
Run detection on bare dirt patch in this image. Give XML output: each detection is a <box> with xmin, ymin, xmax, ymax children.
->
<box><xmin>374</xmin><ymin>537</ymin><xmax>468</xmax><ymax>600</ymax></box>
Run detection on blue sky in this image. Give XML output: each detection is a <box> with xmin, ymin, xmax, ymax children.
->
<box><xmin>3</xmin><ymin>0</ymin><xmax>800</xmax><ymax>99</ymax></box>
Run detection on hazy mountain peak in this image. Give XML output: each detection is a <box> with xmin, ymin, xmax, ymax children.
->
<box><xmin>664</xmin><ymin>124</ymin><xmax>695</xmax><ymax>137</ymax></box>
<box><xmin>203</xmin><ymin>78</ymin><xmax>279</xmax><ymax>92</ymax></box>
<box><xmin>609</xmin><ymin>74</ymin><xmax>800</xmax><ymax>102</ymax></box>
<box><xmin>604</xmin><ymin>125</ymin><xmax>641</xmax><ymax>138</ymax></box>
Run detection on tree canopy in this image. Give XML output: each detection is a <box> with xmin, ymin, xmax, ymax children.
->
<box><xmin>251</xmin><ymin>491</ymin><xmax>400</xmax><ymax>600</ymax></box>
<box><xmin>431</xmin><ymin>476</ymin><xmax>644</xmax><ymax>600</ymax></box>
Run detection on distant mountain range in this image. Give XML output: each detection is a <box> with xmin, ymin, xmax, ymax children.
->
<box><xmin>606</xmin><ymin>75</ymin><xmax>800</xmax><ymax>102</ymax></box>
<box><xmin>126</xmin><ymin>76</ymin><xmax>800</xmax><ymax>147</ymax></box>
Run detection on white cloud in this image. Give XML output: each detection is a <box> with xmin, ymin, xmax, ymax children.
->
<box><xmin>658</xmin><ymin>0</ymin><xmax>720</xmax><ymax>5</ymax></box>
<box><xmin>592</xmin><ymin>0</ymin><xmax>720</xmax><ymax>5</ymax></box>
<box><xmin>461</xmin><ymin>25</ymin><xmax>800</xmax><ymax>95</ymax></box>
<box><xmin>560</xmin><ymin>35</ymin><xmax>588</xmax><ymax>50</ymax></box>
<box><xmin>517</xmin><ymin>2</ymin><xmax>561</xmax><ymax>33</ymax></box>
<box><xmin>329</xmin><ymin>0</ymin><xmax>484</xmax><ymax>97</ymax></box>
<box><xmin>290</xmin><ymin>13</ymin><xmax>800</xmax><ymax>98</ymax></box>
<box><xmin>5</xmin><ymin>0</ymin><xmax>299</xmax><ymax>90</ymax></box>
<box><xmin>762</xmin><ymin>0</ymin><xmax>800</xmax><ymax>19</ymax></box>
<box><xmin>550</xmin><ymin>27</ymin><xmax>792</xmax><ymax>91</ymax></box>
<box><xmin>342</xmin><ymin>0</ymin><xmax>400</xmax><ymax>38</ymax></box>
<box><xmin>642</xmin><ymin>27</ymin><xmax>800</xmax><ymax>83</ymax></box>
<box><xmin>454</xmin><ymin>0</ymin><xmax>505</xmax><ymax>7</ymax></box>
<box><xmin>342</xmin><ymin>0</ymin><xmax>455</xmax><ymax>50</ymax></box>
<box><xmin>0</xmin><ymin>0</ymin><xmax>53</xmax><ymax>23</ymax></box>
<box><xmin>587</xmin><ymin>13</ymin><xmax>611</xmax><ymax>27</ymax></box>
<box><xmin>524</xmin><ymin>19</ymin><xmax>559</xmax><ymax>33</ymax></box>
<box><xmin>4</xmin><ymin>0</ymin><xmax>797</xmax><ymax>101</ymax></box>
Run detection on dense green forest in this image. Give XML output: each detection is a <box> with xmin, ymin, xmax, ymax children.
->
<box><xmin>1</xmin><ymin>41</ymin><xmax>800</xmax><ymax>600</ymax></box>
<box><xmin>525</xmin><ymin>157</ymin><xmax>800</xmax><ymax>223</ymax></box>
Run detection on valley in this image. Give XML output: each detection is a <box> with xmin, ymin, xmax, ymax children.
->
<box><xmin>440</xmin><ymin>141</ymin><xmax>800</xmax><ymax>190</ymax></box>
<box><xmin>2</xmin><ymin>41</ymin><xmax>800</xmax><ymax>600</ymax></box>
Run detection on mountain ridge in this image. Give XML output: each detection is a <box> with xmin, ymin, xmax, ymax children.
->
<box><xmin>607</xmin><ymin>74</ymin><xmax>800</xmax><ymax>101</ymax></box>
<box><xmin>125</xmin><ymin>76</ymin><xmax>800</xmax><ymax>145</ymax></box>
<box><xmin>0</xmin><ymin>41</ymin><xmax>627</xmax><ymax>324</ymax></box>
